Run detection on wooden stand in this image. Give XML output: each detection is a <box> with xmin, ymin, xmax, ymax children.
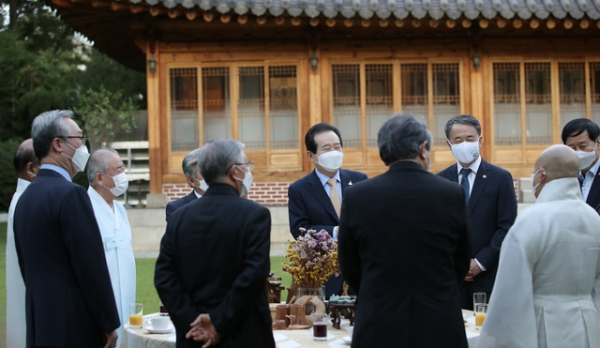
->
<box><xmin>329</xmin><ymin>303</ymin><xmax>356</xmax><ymax>329</ymax></box>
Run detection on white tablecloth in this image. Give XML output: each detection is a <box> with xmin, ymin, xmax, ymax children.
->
<box><xmin>124</xmin><ymin>311</ymin><xmax>480</xmax><ymax>348</ymax></box>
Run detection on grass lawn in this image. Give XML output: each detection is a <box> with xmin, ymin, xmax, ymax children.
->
<box><xmin>0</xmin><ymin>222</ymin><xmax>291</xmax><ymax>346</ymax></box>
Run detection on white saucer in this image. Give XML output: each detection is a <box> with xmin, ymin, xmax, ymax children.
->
<box><xmin>146</xmin><ymin>325</ymin><xmax>175</xmax><ymax>334</ymax></box>
<box><xmin>341</xmin><ymin>336</ymin><xmax>352</xmax><ymax>344</ymax></box>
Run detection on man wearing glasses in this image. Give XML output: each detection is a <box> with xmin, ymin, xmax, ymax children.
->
<box><xmin>13</xmin><ymin>110</ymin><xmax>120</xmax><ymax>348</ymax></box>
<box><xmin>155</xmin><ymin>139</ymin><xmax>274</xmax><ymax>348</ymax></box>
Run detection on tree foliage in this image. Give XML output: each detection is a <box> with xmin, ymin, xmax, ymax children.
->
<box><xmin>74</xmin><ymin>86</ymin><xmax>138</xmax><ymax>151</ymax></box>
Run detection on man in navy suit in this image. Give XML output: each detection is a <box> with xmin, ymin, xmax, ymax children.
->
<box><xmin>13</xmin><ymin>110</ymin><xmax>120</xmax><ymax>347</ymax></box>
<box><xmin>437</xmin><ymin>114</ymin><xmax>517</xmax><ymax>310</ymax></box>
<box><xmin>562</xmin><ymin>118</ymin><xmax>600</xmax><ymax>212</ymax></box>
<box><xmin>288</xmin><ymin>123</ymin><xmax>368</xmax><ymax>297</ymax></box>
<box><xmin>165</xmin><ymin>148</ymin><xmax>208</xmax><ymax>221</ymax></box>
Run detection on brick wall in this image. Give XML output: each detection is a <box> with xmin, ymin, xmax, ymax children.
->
<box><xmin>163</xmin><ymin>182</ymin><xmax>292</xmax><ymax>206</ymax></box>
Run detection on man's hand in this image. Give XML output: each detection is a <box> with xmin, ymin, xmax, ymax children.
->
<box><xmin>186</xmin><ymin>313</ymin><xmax>221</xmax><ymax>348</ymax></box>
<box><xmin>464</xmin><ymin>259</ymin><xmax>482</xmax><ymax>282</ymax></box>
<box><xmin>103</xmin><ymin>330</ymin><xmax>118</xmax><ymax>348</ymax></box>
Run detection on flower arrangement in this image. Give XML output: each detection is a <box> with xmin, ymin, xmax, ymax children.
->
<box><xmin>282</xmin><ymin>228</ymin><xmax>339</xmax><ymax>288</ymax></box>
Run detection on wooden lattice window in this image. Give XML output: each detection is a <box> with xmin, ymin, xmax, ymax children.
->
<box><xmin>170</xmin><ymin>68</ymin><xmax>199</xmax><ymax>151</ymax></box>
<box><xmin>202</xmin><ymin>67</ymin><xmax>231</xmax><ymax>141</ymax></box>
<box><xmin>493</xmin><ymin>63</ymin><xmax>522</xmax><ymax>146</ymax></box>
<box><xmin>269</xmin><ymin>66</ymin><xmax>299</xmax><ymax>150</ymax></box>
<box><xmin>589</xmin><ymin>62</ymin><xmax>600</xmax><ymax>124</ymax></box>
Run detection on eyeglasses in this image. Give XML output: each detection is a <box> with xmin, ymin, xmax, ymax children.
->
<box><xmin>60</xmin><ymin>135</ymin><xmax>86</xmax><ymax>142</ymax></box>
<box><xmin>235</xmin><ymin>161</ymin><xmax>254</xmax><ymax>171</ymax></box>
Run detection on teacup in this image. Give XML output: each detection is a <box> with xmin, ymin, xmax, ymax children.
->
<box><xmin>146</xmin><ymin>316</ymin><xmax>171</xmax><ymax>330</ymax></box>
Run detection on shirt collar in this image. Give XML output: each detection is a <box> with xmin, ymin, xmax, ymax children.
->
<box><xmin>193</xmin><ymin>190</ymin><xmax>202</xmax><ymax>199</ymax></box>
<box><xmin>40</xmin><ymin>164</ymin><xmax>71</xmax><ymax>182</ymax></box>
<box><xmin>17</xmin><ymin>178</ymin><xmax>31</xmax><ymax>189</ymax></box>
<box><xmin>582</xmin><ymin>155</ymin><xmax>600</xmax><ymax>177</ymax></box>
<box><xmin>456</xmin><ymin>155</ymin><xmax>482</xmax><ymax>175</ymax></box>
<box><xmin>87</xmin><ymin>186</ymin><xmax>116</xmax><ymax>217</ymax></box>
<box><xmin>315</xmin><ymin>168</ymin><xmax>341</xmax><ymax>186</ymax></box>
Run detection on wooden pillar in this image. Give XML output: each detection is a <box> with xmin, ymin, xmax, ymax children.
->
<box><xmin>146</xmin><ymin>43</ymin><xmax>162</xmax><ymax>194</ymax></box>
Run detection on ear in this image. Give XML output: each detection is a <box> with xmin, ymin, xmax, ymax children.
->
<box><xmin>418</xmin><ymin>141</ymin><xmax>428</xmax><ymax>160</ymax></box>
<box><xmin>95</xmin><ymin>172</ymin><xmax>104</xmax><ymax>186</ymax></box>
<box><xmin>478</xmin><ymin>136</ymin><xmax>484</xmax><ymax>147</ymax></box>
<box><xmin>446</xmin><ymin>140</ymin><xmax>452</xmax><ymax>151</ymax></box>
<box><xmin>186</xmin><ymin>176</ymin><xmax>196</xmax><ymax>188</ymax></box>
<box><xmin>306</xmin><ymin>151</ymin><xmax>316</xmax><ymax>163</ymax></box>
<box><xmin>51</xmin><ymin>138</ymin><xmax>64</xmax><ymax>153</ymax></box>
<box><xmin>26</xmin><ymin>162</ymin><xmax>36</xmax><ymax>174</ymax></box>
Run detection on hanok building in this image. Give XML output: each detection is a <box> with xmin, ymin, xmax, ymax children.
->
<box><xmin>50</xmin><ymin>0</ymin><xmax>600</xmax><ymax>204</ymax></box>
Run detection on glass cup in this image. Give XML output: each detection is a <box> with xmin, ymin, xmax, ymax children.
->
<box><xmin>473</xmin><ymin>292</ymin><xmax>487</xmax><ymax>312</ymax></box>
<box><xmin>129</xmin><ymin>303</ymin><xmax>143</xmax><ymax>328</ymax></box>
<box><xmin>475</xmin><ymin>303</ymin><xmax>487</xmax><ymax>327</ymax></box>
<box><xmin>312</xmin><ymin>312</ymin><xmax>328</xmax><ymax>341</ymax></box>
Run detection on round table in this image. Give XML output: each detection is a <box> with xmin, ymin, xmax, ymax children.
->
<box><xmin>125</xmin><ymin>311</ymin><xmax>480</xmax><ymax>348</ymax></box>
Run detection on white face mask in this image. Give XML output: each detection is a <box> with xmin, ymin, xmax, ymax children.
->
<box><xmin>531</xmin><ymin>168</ymin><xmax>544</xmax><ymax>197</ymax></box>
<box><xmin>234</xmin><ymin>167</ymin><xmax>254</xmax><ymax>197</ymax></box>
<box><xmin>102</xmin><ymin>172</ymin><xmax>129</xmax><ymax>197</ymax></box>
<box><xmin>316</xmin><ymin>151</ymin><xmax>344</xmax><ymax>172</ymax></box>
<box><xmin>450</xmin><ymin>140</ymin><xmax>480</xmax><ymax>164</ymax></box>
<box><xmin>576</xmin><ymin>150</ymin><xmax>598</xmax><ymax>170</ymax></box>
<box><xmin>61</xmin><ymin>141</ymin><xmax>90</xmax><ymax>173</ymax></box>
<box><xmin>193</xmin><ymin>177</ymin><xmax>209</xmax><ymax>192</ymax></box>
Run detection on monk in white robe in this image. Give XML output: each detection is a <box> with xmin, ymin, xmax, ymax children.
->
<box><xmin>6</xmin><ymin>139</ymin><xmax>39</xmax><ymax>348</ymax></box>
<box><xmin>477</xmin><ymin>144</ymin><xmax>600</xmax><ymax>348</ymax></box>
<box><xmin>87</xmin><ymin>148</ymin><xmax>136</xmax><ymax>348</ymax></box>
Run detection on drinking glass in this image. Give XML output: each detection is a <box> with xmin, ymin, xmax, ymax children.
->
<box><xmin>129</xmin><ymin>303</ymin><xmax>143</xmax><ymax>328</ymax></box>
<box><xmin>475</xmin><ymin>303</ymin><xmax>487</xmax><ymax>327</ymax></box>
<box><xmin>312</xmin><ymin>312</ymin><xmax>328</xmax><ymax>341</ymax></box>
<box><xmin>473</xmin><ymin>292</ymin><xmax>487</xmax><ymax>312</ymax></box>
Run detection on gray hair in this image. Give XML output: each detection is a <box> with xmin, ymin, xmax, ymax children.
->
<box><xmin>378</xmin><ymin>113</ymin><xmax>432</xmax><ymax>166</ymax></box>
<box><xmin>87</xmin><ymin>148</ymin><xmax>119</xmax><ymax>185</ymax></box>
<box><xmin>182</xmin><ymin>148</ymin><xmax>202</xmax><ymax>179</ymax></box>
<box><xmin>444</xmin><ymin>114</ymin><xmax>482</xmax><ymax>140</ymax></box>
<box><xmin>198</xmin><ymin>139</ymin><xmax>245</xmax><ymax>185</ymax></box>
<box><xmin>31</xmin><ymin>110</ymin><xmax>74</xmax><ymax>160</ymax></box>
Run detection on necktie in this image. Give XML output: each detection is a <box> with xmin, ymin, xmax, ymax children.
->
<box><xmin>460</xmin><ymin>168</ymin><xmax>471</xmax><ymax>203</ymax></box>
<box><xmin>327</xmin><ymin>177</ymin><xmax>342</xmax><ymax>218</ymax></box>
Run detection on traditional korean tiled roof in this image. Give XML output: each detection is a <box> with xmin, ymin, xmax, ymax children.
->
<box><xmin>128</xmin><ymin>0</ymin><xmax>600</xmax><ymax>20</ymax></box>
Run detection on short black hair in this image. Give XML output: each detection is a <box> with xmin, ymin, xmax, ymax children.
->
<box><xmin>304</xmin><ymin>123</ymin><xmax>343</xmax><ymax>154</ymax></box>
<box><xmin>445</xmin><ymin>114</ymin><xmax>482</xmax><ymax>140</ymax></box>
<box><xmin>13</xmin><ymin>144</ymin><xmax>38</xmax><ymax>175</ymax></box>
<box><xmin>561</xmin><ymin>118</ymin><xmax>600</xmax><ymax>144</ymax></box>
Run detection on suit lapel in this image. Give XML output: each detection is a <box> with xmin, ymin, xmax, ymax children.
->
<box><xmin>307</xmin><ymin>170</ymin><xmax>339</xmax><ymax>222</ymax></box>
<box><xmin>469</xmin><ymin>159</ymin><xmax>490</xmax><ymax>214</ymax></box>
<box><xmin>586</xmin><ymin>172</ymin><xmax>600</xmax><ymax>205</ymax></box>
<box><xmin>340</xmin><ymin>169</ymin><xmax>351</xmax><ymax>195</ymax></box>
<box><xmin>445</xmin><ymin>165</ymin><xmax>460</xmax><ymax>183</ymax></box>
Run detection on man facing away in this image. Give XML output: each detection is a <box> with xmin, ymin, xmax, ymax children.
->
<box><xmin>288</xmin><ymin>122</ymin><xmax>368</xmax><ymax>297</ymax></box>
<box><xmin>155</xmin><ymin>139</ymin><xmax>274</xmax><ymax>348</ymax></box>
<box><xmin>437</xmin><ymin>114</ymin><xmax>517</xmax><ymax>309</ymax></box>
<box><xmin>6</xmin><ymin>138</ymin><xmax>39</xmax><ymax>348</ymax></box>
<box><xmin>88</xmin><ymin>148</ymin><xmax>137</xmax><ymax>348</ymax></box>
<box><xmin>477</xmin><ymin>145</ymin><xmax>600</xmax><ymax>348</ymax></box>
<box><xmin>339</xmin><ymin>114</ymin><xmax>471</xmax><ymax>348</ymax></box>
<box><xmin>13</xmin><ymin>110</ymin><xmax>120</xmax><ymax>348</ymax></box>
<box><xmin>165</xmin><ymin>148</ymin><xmax>208</xmax><ymax>221</ymax></box>
<box><xmin>562</xmin><ymin>118</ymin><xmax>600</xmax><ymax>212</ymax></box>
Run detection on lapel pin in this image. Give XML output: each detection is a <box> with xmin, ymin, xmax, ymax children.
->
<box><xmin>483</xmin><ymin>175</ymin><xmax>487</xmax><ymax>179</ymax></box>
<box><xmin>348</xmin><ymin>181</ymin><xmax>353</xmax><ymax>186</ymax></box>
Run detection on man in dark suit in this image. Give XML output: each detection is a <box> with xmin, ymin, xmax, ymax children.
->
<box><xmin>339</xmin><ymin>114</ymin><xmax>471</xmax><ymax>348</ymax></box>
<box><xmin>165</xmin><ymin>148</ymin><xmax>208</xmax><ymax>221</ymax></box>
<box><xmin>562</xmin><ymin>118</ymin><xmax>600</xmax><ymax>212</ymax></box>
<box><xmin>437</xmin><ymin>114</ymin><xmax>517</xmax><ymax>310</ymax></box>
<box><xmin>13</xmin><ymin>110</ymin><xmax>120</xmax><ymax>348</ymax></box>
<box><xmin>155</xmin><ymin>139</ymin><xmax>274</xmax><ymax>348</ymax></box>
<box><xmin>288</xmin><ymin>122</ymin><xmax>367</xmax><ymax>297</ymax></box>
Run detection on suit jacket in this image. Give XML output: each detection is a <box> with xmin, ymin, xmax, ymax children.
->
<box><xmin>165</xmin><ymin>191</ymin><xmax>197</xmax><ymax>221</ymax></box>
<box><xmin>585</xmin><ymin>171</ymin><xmax>600</xmax><ymax>212</ymax></box>
<box><xmin>339</xmin><ymin>161</ymin><xmax>471</xmax><ymax>348</ymax></box>
<box><xmin>155</xmin><ymin>184</ymin><xmax>275</xmax><ymax>348</ymax></box>
<box><xmin>437</xmin><ymin>159</ymin><xmax>517</xmax><ymax>300</ymax></box>
<box><xmin>288</xmin><ymin>168</ymin><xmax>368</xmax><ymax>239</ymax></box>
<box><xmin>13</xmin><ymin>169</ymin><xmax>120</xmax><ymax>347</ymax></box>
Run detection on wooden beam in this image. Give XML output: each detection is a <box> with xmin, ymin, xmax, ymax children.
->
<box><xmin>580</xmin><ymin>19</ymin><xmax>589</xmax><ymax>29</ymax></box>
<box><xmin>130</xmin><ymin>5</ymin><xmax>146</xmax><ymax>13</ymax></box>
<box><xmin>204</xmin><ymin>12</ymin><xmax>214</xmax><ymax>22</ymax></box>
<box><xmin>275</xmin><ymin>17</ymin><xmax>285</xmax><ymax>25</ymax></box>
<box><xmin>149</xmin><ymin>7</ymin><xmax>165</xmax><ymax>16</ymax></box>
<box><xmin>530</xmin><ymin>18</ymin><xmax>539</xmax><ymax>28</ymax></box>
<box><xmin>462</xmin><ymin>19</ymin><xmax>471</xmax><ymax>28</ymax></box>
<box><xmin>326</xmin><ymin>18</ymin><xmax>336</xmax><ymax>27</ymax></box>
<box><xmin>52</xmin><ymin>0</ymin><xmax>73</xmax><ymax>7</ymax></box>
<box><xmin>111</xmin><ymin>2</ymin><xmax>128</xmax><ymax>11</ymax></box>
<box><xmin>168</xmin><ymin>9</ymin><xmax>180</xmax><ymax>18</ymax></box>
<box><xmin>395</xmin><ymin>19</ymin><xmax>405</xmax><ymax>27</ymax></box>
<box><xmin>497</xmin><ymin>18</ymin><xmax>506</xmax><ymax>28</ymax></box>
<box><xmin>446</xmin><ymin>19</ymin><xmax>455</xmax><ymax>28</ymax></box>
<box><xmin>361</xmin><ymin>19</ymin><xmax>371</xmax><ymax>27</ymax></box>
<box><xmin>513</xmin><ymin>19</ymin><xmax>522</xmax><ymax>28</ymax></box>
<box><xmin>220</xmin><ymin>14</ymin><xmax>230</xmax><ymax>23</ymax></box>
<box><xmin>310</xmin><ymin>18</ymin><xmax>320</xmax><ymax>26</ymax></box>
<box><xmin>292</xmin><ymin>18</ymin><xmax>302</xmax><ymax>26</ymax></box>
<box><xmin>345</xmin><ymin>19</ymin><xmax>354</xmax><ymax>27</ymax></box>
<box><xmin>564</xmin><ymin>18</ymin><xmax>573</xmax><ymax>29</ymax></box>
<box><xmin>547</xmin><ymin>18</ymin><xmax>556</xmax><ymax>29</ymax></box>
<box><xmin>238</xmin><ymin>15</ymin><xmax>247</xmax><ymax>24</ymax></box>
<box><xmin>412</xmin><ymin>19</ymin><xmax>421</xmax><ymax>27</ymax></box>
<box><xmin>429</xmin><ymin>19</ymin><xmax>438</xmax><ymax>28</ymax></box>
<box><xmin>257</xmin><ymin>16</ymin><xmax>266</xmax><ymax>24</ymax></box>
<box><xmin>379</xmin><ymin>19</ymin><xmax>388</xmax><ymax>27</ymax></box>
<box><xmin>479</xmin><ymin>19</ymin><xmax>488</xmax><ymax>28</ymax></box>
<box><xmin>186</xmin><ymin>11</ymin><xmax>196</xmax><ymax>20</ymax></box>
<box><xmin>92</xmin><ymin>0</ymin><xmax>110</xmax><ymax>7</ymax></box>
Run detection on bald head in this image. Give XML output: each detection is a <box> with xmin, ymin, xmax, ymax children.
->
<box><xmin>14</xmin><ymin>138</ymin><xmax>39</xmax><ymax>181</ymax></box>
<box><xmin>535</xmin><ymin>144</ymin><xmax>579</xmax><ymax>181</ymax></box>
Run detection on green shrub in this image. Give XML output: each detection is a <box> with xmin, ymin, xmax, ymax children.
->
<box><xmin>0</xmin><ymin>139</ymin><xmax>21</xmax><ymax>212</ymax></box>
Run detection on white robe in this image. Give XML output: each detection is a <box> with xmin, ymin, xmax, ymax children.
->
<box><xmin>6</xmin><ymin>178</ymin><xmax>30</xmax><ymax>348</ymax></box>
<box><xmin>477</xmin><ymin>177</ymin><xmax>600</xmax><ymax>348</ymax></box>
<box><xmin>88</xmin><ymin>187</ymin><xmax>136</xmax><ymax>348</ymax></box>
